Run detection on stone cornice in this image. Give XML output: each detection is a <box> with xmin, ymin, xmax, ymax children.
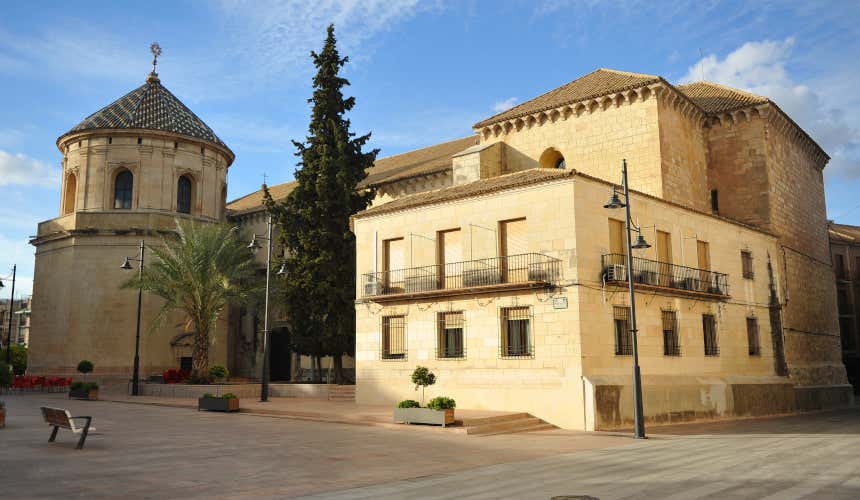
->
<box><xmin>57</xmin><ymin>128</ymin><xmax>235</xmax><ymax>166</ymax></box>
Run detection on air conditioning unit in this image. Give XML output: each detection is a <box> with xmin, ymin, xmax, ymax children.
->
<box><xmin>606</xmin><ymin>264</ymin><xmax>626</xmax><ymax>282</ymax></box>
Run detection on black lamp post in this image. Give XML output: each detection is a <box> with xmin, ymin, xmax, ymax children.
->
<box><xmin>120</xmin><ymin>241</ymin><xmax>145</xmax><ymax>396</ymax></box>
<box><xmin>1</xmin><ymin>264</ymin><xmax>17</xmax><ymax>365</ymax></box>
<box><xmin>604</xmin><ymin>159</ymin><xmax>650</xmax><ymax>439</ymax></box>
<box><xmin>248</xmin><ymin>214</ymin><xmax>286</xmax><ymax>402</ymax></box>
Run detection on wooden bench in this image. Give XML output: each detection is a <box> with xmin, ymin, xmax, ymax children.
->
<box><xmin>40</xmin><ymin>407</ymin><xmax>96</xmax><ymax>449</ymax></box>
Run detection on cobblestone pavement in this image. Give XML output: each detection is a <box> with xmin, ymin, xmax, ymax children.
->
<box><xmin>1</xmin><ymin>394</ymin><xmax>858</xmax><ymax>499</ymax></box>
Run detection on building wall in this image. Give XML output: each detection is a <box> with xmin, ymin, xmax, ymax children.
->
<box><xmin>829</xmin><ymin>236</ymin><xmax>860</xmax><ymax>391</ymax></box>
<box><xmin>355</xmin><ymin>174</ymin><xmax>792</xmax><ymax>429</ymax></box>
<box><xmin>656</xmin><ymin>96</ymin><xmax>710</xmax><ymax>212</ymax></box>
<box><xmin>0</xmin><ymin>298</ymin><xmax>31</xmax><ymax>347</ymax></box>
<box><xmin>480</xmin><ymin>90</ymin><xmax>665</xmax><ymax>200</ymax></box>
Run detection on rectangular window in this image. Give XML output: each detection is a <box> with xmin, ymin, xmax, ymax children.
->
<box><xmin>710</xmin><ymin>189</ymin><xmax>719</xmax><ymax>214</ymax></box>
<box><xmin>839</xmin><ymin>317</ymin><xmax>856</xmax><ymax>351</ymax></box>
<box><xmin>381</xmin><ymin>316</ymin><xmax>406</xmax><ymax>360</ymax></box>
<box><xmin>746</xmin><ymin>317</ymin><xmax>761</xmax><ymax>356</ymax></box>
<box><xmin>741</xmin><ymin>250</ymin><xmax>754</xmax><ymax>279</ymax></box>
<box><xmin>702</xmin><ymin>314</ymin><xmax>719</xmax><ymax>356</ymax></box>
<box><xmin>608</xmin><ymin>218</ymin><xmax>626</xmax><ymax>256</ymax></box>
<box><xmin>834</xmin><ymin>254</ymin><xmax>846</xmax><ymax>280</ymax></box>
<box><xmin>697</xmin><ymin>240</ymin><xmax>711</xmax><ymax>292</ymax></box>
<box><xmin>437</xmin><ymin>311</ymin><xmax>465</xmax><ymax>359</ymax></box>
<box><xmin>382</xmin><ymin>238</ymin><xmax>405</xmax><ymax>293</ymax></box>
<box><xmin>499</xmin><ymin>218</ymin><xmax>528</xmax><ymax>284</ymax></box>
<box><xmin>662</xmin><ymin>310</ymin><xmax>681</xmax><ymax>356</ymax></box>
<box><xmin>613</xmin><ymin>306</ymin><xmax>632</xmax><ymax>356</ymax></box>
<box><xmin>437</xmin><ymin>229</ymin><xmax>462</xmax><ymax>289</ymax></box>
<box><xmin>656</xmin><ymin>230</ymin><xmax>672</xmax><ymax>287</ymax></box>
<box><xmin>501</xmin><ymin>307</ymin><xmax>531</xmax><ymax>357</ymax></box>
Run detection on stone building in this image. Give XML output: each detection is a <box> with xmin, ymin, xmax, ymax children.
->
<box><xmin>0</xmin><ymin>297</ymin><xmax>31</xmax><ymax>347</ymax></box>
<box><xmin>828</xmin><ymin>222</ymin><xmax>860</xmax><ymax>392</ymax></box>
<box><xmin>352</xmin><ymin>69</ymin><xmax>851</xmax><ymax>429</ymax></box>
<box><xmin>28</xmin><ymin>67</ymin><xmax>234</xmax><ymax>379</ymax></box>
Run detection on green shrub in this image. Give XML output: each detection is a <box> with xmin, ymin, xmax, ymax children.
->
<box><xmin>397</xmin><ymin>399</ymin><xmax>420</xmax><ymax>408</ymax></box>
<box><xmin>0</xmin><ymin>361</ymin><xmax>12</xmax><ymax>388</ymax></box>
<box><xmin>427</xmin><ymin>396</ymin><xmax>456</xmax><ymax>410</ymax></box>
<box><xmin>410</xmin><ymin>366</ymin><xmax>436</xmax><ymax>405</ymax></box>
<box><xmin>186</xmin><ymin>374</ymin><xmax>211</xmax><ymax>385</ymax></box>
<box><xmin>202</xmin><ymin>393</ymin><xmax>216</xmax><ymax>399</ymax></box>
<box><xmin>70</xmin><ymin>381</ymin><xmax>99</xmax><ymax>392</ymax></box>
<box><xmin>0</xmin><ymin>345</ymin><xmax>27</xmax><ymax>375</ymax></box>
<box><xmin>76</xmin><ymin>360</ymin><xmax>94</xmax><ymax>374</ymax></box>
<box><xmin>221</xmin><ymin>393</ymin><xmax>237</xmax><ymax>400</ymax></box>
<box><xmin>208</xmin><ymin>365</ymin><xmax>229</xmax><ymax>380</ymax></box>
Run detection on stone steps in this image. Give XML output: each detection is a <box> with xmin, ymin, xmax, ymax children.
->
<box><xmin>328</xmin><ymin>385</ymin><xmax>356</xmax><ymax>402</ymax></box>
<box><xmin>463</xmin><ymin>414</ymin><xmax>557</xmax><ymax>436</ymax></box>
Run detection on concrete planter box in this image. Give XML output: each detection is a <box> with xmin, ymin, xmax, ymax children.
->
<box><xmin>198</xmin><ymin>397</ymin><xmax>240</xmax><ymax>412</ymax></box>
<box><xmin>393</xmin><ymin>407</ymin><xmax>455</xmax><ymax>427</ymax></box>
<box><xmin>69</xmin><ymin>389</ymin><xmax>99</xmax><ymax>401</ymax></box>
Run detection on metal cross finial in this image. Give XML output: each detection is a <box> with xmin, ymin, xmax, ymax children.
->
<box><xmin>262</xmin><ymin>173</ymin><xmax>268</xmax><ymax>186</ymax></box>
<box><xmin>150</xmin><ymin>42</ymin><xmax>162</xmax><ymax>73</ymax></box>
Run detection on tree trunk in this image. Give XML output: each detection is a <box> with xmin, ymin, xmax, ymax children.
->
<box><xmin>314</xmin><ymin>356</ymin><xmax>323</xmax><ymax>383</ymax></box>
<box><xmin>332</xmin><ymin>354</ymin><xmax>352</xmax><ymax>384</ymax></box>
<box><xmin>192</xmin><ymin>326</ymin><xmax>210</xmax><ymax>381</ymax></box>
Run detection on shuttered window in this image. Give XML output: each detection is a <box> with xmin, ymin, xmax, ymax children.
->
<box><xmin>662</xmin><ymin>310</ymin><xmax>680</xmax><ymax>356</ymax></box>
<box><xmin>501</xmin><ymin>307</ymin><xmax>532</xmax><ymax>357</ymax></box>
<box><xmin>741</xmin><ymin>250</ymin><xmax>754</xmax><ymax>279</ymax></box>
<box><xmin>614</xmin><ymin>306</ymin><xmax>632</xmax><ymax>356</ymax></box>
<box><xmin>703</xmin><ymin>314</ymin><xmax>719</xmax><ymax>356</ymax></box>
<box><xmin>381</xmin><ymin>316</ymin><xmax>406</xmax><ymax>360</ymax></box>
<box><xmin>747</xmin><ymin>317</ymin><xmax>761</xmax><ymax>356</ymax></box>
<box><xmin>437</xmin><ymin>311</ymin><xmax>465</xmax><ymax>359</ymax></box>
<box><xmin>609</xmin><ymin>219</ymin><xmax>626</xmax><ymax>256</ymax></box>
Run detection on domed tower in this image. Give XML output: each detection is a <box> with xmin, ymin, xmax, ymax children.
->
<box><xmin>28</xmin><ymin>53</ymin><xmax>235</xmax><ymax>382</ymax></box>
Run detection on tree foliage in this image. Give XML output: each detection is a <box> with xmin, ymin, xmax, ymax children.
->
<box><xmin>0</xmin><ymin>345</ymin><xmax>27</xmax><ymax>375</ymax></box>
<box><xmin>265</xmin><ymin>24</ymin><xmax>377</xmax><ymax>383</ymax></box>
<box><xmin>122</xmin><ymin>220</ymin><xmax>258</xmax><ymax>379</ymax></box>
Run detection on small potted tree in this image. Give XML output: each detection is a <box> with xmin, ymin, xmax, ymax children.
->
<box><xmin>393</xmin><ymin>366</ymin><xmax>456</xmax><ymax>427</ymax></box>
<box><xmin>208</xmin><ymin>365</ymin><xmax>229</xmax><ymax>384</ymax></box>
<box><xmin>69</xmin><ymin>360</ymin><xmax>98</xmax><ymax>400</ymax></box>
<box><xmin>198</xmin><ymin>392</ymin><xmax>240</xmax><ymax>412</ymax></box>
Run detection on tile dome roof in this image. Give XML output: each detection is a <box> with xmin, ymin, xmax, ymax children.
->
<box><xmin>63</xmin><ymin>72</ymin><xmax>231</xmax><ymax>153</ymax></box>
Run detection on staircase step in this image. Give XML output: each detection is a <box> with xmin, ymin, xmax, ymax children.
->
<box><xmin>466</xmin><ymin>417</ymin><xmax>554</xmax><ymax>436</ymax></box>
<box><xmin>460</xmin><ymin>412</ymin><xmax>532</xmax><ymax>427</ymax></box>
<box><xmin>476</xmin><ymin>423</ymin><xmax>557</xmax><ymax>436</ymax></box>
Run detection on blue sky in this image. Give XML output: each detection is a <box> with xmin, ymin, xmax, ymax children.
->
<box><xmin>2</xmin><ymin>0</ymin><xmax>859</xmax><ymax>296</ymax></box>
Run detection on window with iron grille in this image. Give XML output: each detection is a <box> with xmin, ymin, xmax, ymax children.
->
<box><xmin>702</xmin><ymin>314</ymin><xmax>719</xmax><ymax>356</ymax></box>
<box><xmin>741</xmin><ymin>250</ymin><xmax>754</xmax><ymax>279</ymax></box>
<box><xmin>437</xmin><ymin>311</ymin><xmax>465</xmax><ymax>359</ymax></box>
<box><xmin>662</xmin><ymin>310</ymin><xmax>681</xmax><ymax>356</ymax></box>
<box><xmin>500</xmin><ymin>307</ymin><xmax>532</xmax><ymax>357</ymax></box>
<box><xmin>381</xmin><ymin>316</ymin><xmax>406</xmax><ymax>360</ymax></box>
<box><xmin>746</xmin><ymin>317</ymin><xmax>761</xmax><ymax>356</ymax></box>
<box><xmin>613</xmin><ymin>306</ymin><xmax>633</xmax><ymax>356</ymax></box>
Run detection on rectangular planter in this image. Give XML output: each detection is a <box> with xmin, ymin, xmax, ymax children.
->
<box><xmin>69</xmin><ymin>389</ymin><xmax>99</xmax><ymax>401</ymax></box>
<box><xmin>393</xmin><ymin>407</ymin><xmax>455</xmax><ymax>427</ymax></box>
<box><xmin>198</xmin><ymin>397</ymin><xmax>240</xmax><ymax>412</ymax></box>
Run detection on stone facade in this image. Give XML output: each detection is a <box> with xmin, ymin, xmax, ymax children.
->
<box><xmin>828</xmin><ymin>223</ymin><xmax>860</xmax><ymax>392</ymax></box>
<box><xmin>353</xmin><ymin>69</ymin><xmax>850</xmax><ymax>429</ymax></box>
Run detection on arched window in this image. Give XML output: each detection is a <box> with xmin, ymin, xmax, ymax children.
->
<box><xmin>177</xmin><ymin>175</ymin><xmax>193</xmax><ymax>214</ymax></box>
<box><xmin>539</xmin><ymin>148</ymin><xmax>566</xmax><ymax>169</ymax></box>
<box><xmin>63</xmin><ymin>173</ymin><xmax>77</xmax><ymax>215</ymax></box>
<box><xmin>114</xmin><ymin>170</ymin><xmax>133</xmax><ymax>209</ymax></box>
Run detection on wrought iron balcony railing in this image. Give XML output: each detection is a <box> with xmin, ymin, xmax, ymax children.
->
<box><xmin>362</xmin><ymin>252</ymin><xmax>561</xmax><ymax>299</ymax></box>
<box><xmin>601</xmin><ymin>253</ymin><xmax>730</xmax><ymax>298</ymax></box>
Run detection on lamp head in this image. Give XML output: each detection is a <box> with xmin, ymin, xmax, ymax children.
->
<box><xmin>120</xmin><ymin>257</ymin><xmax>134</xmax><ymax>270</ymax></box>
<box><xmin>603</xmin><ymin>191</ymin><xmax>626</xmax><ymax>209</ymax></box>
<box><xmin>276</xmin><ymin>263</ymin><xmax>286</xmax><ymax>276</ymax></box>
<box><xmin>247</xmin><ymin>235</ymin><xmax>262</xmax><ymax>254</ymax></box>
<box><xmin>632</xmin><ymin>234</ymin><xmax>651</xmax><ymax>250</ymax></box>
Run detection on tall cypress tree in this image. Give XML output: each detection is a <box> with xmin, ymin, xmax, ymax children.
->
<box><xmin>266</xmin><ymin>24</ymin><xmax>377</xmax><ymax>383</ymax></box>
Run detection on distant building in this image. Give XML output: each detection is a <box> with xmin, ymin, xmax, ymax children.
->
<box><xmin>351</xmin><ymin>69</ymin><xmax>851</xmax><ymax>429</ymax></box>
<box><xmin>828</xmin><ymin>222</ymin><xmax>860</xmax><ymax>392</ymax></box>
<box><xmin>0</xmin><ymin>297</ymin><xmax>31</xmax><ymax>347</ymax></box>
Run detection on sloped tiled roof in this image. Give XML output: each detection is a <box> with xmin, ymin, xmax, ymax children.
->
<box><xmin>356</xmin><ymin>168</ymin><xmax>575</xmax><ymax>219</ymax></box>
<box><xmin>474</xmin><ymin>69</ymin><xmax>661</xmax><ymax>128</ymax></box>
<box><xmin>676</xmin><ymin>81</ymin><xmax>769</xmax><ymax>114</ymax></box>
<box><xmin>829</xmin><ymin>222</ymin><xmax>860</xmax><ymax>244</ymax></box>
<box><xmin>227</xmin><ymin>181</ymin><xmax>298</xmax><ymax>214</ymax></box>
<box><xmin>64</xmin><ymin>73</ymin><xmax>231</xmax><ymax>152</ymax></box>
<box><xmin>359</xmin><ymin>136</ymin><xmax>478</xmax><ymax>188</ymax></box>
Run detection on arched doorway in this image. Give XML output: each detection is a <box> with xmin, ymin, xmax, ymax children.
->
<box><xmin>269</xmin><ymin>326</ymin><xmax>292</xmax><ymax>381</ymax></box>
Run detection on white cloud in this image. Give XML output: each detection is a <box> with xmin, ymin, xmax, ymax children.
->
<box><xmin>492</xmin><ymin>97</ymin><xmax>518</xmax><ymax>113</ymax></box>
<box><xmin>682</xmin><ymin>38</ymin><xmax>860</xmax><ymax>179</ymax></box>
<box><xmin>0</xmin><ymin>150</ymin><xmax>59</xmax><ymax>187</ymax></box>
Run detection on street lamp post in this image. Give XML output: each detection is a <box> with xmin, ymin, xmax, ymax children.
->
<box><xmin>248</xmin><ymin>214</ymin><xmax>285</xmax><ymax>402</ymax></box>
<box><xmin>1</xmin><ymin>264</ymin><xmax>17</xmax><ymax>365</ymax></box>
<box><xmin>604</xmin><ymin>159</ymin><xmax>650</xmax><ymax>439</ymax></box>
<box><xmin>120</xmin><ymin>241</ymin><xmax>145</xmax><ymax>396</ymax></box>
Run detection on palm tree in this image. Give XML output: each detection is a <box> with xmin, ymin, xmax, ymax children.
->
<box><xmin>123</xmin><ymin>220</ymin><xmax>258</xmax><ymax>380</ymax></box>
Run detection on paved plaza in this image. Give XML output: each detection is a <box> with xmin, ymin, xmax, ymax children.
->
<box><xmin>0</xmin><ymin>394</ymin><xmax>858</xmax><ymax>499</ymax></box>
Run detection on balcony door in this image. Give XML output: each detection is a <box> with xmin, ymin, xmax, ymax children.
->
<box><xmin>437</xmin><ymin>228</ymin><xmax>462</xmax><ymax>289</ymax></box>
<box><xmin>697</xmin><ymin>240</ymin><xmax>711</xmax><ymax>292</ymax></box>
<box><xmin>499</xmin><ymin>218</ymin><xmax>528</xmax><ymax>283</ymax></box>
<box><xmin>656</xmin><ymin>230</ymin><xmax>672</xmax><ymax>287</ymax></box>
<box><xmin>383</xmin><ymin>237</ymin><xmax>405</xmax><ymax>293</ymax></box>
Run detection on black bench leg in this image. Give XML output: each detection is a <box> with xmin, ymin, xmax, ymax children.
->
<box><xmin>76</xmin><ymin>418</ymin><xmax>92</xmax><ymax>450</ymax></box>
<box><xmin>49</xmin><ymin>426</ymin><xmax>59</xmax><ymax>442</ymax></box>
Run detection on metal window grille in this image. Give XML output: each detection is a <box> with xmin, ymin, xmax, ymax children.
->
<box><xmin>437</xmin><ymin>311</ymin><xmax>465</xmax><ymax>359</ymax></box>
<box><xmin>613</xmin><ymin>306</ymin><xmax>633</xmax><ymax>356</ymax></box>
<box><xmin>381</xmin><ymin>316</ymin><xmax>407</xmax><ymax>360</ymax></box>
<box><xmin>741</xmin><ymin>250</ymin><xmax>754</xmax><ymax>279</ymax></box>
<box><xmin>500</xmin><ymin>307</ymin><xmax>533</xmax><ymax>358</ymax></box>
<box><xmin>746</xmin><ymin>317</ymin><xmax>761</xmax><ymax>356</ymax></box>
<box><xmin>703</xmin><ymin>314</ymin><xmax>719</xmax><ymax>356</ymax></box>
<box><xmin>662</xmin><ymin>310</ymin><xmax>681</xmax><ymax>356</ymax></box>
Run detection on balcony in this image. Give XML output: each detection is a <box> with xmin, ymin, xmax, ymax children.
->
<box><xmin>602</xmin><ymin>253</ymin><xmax>730</xmax><ymax>299</ymax></box>
<box><xmin>362</xmin><ymin>253</ymin><xmax>561</xmax><ymax>301</ymax></box>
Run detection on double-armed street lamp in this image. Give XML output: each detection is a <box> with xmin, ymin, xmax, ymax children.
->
<box><xmin>120</xmin><ymin>241</ymin><xmax>145</xmax><ymax>396</ymax></box>
<box><xmin>603</xmin><ymin>159</ymin><xmax>651</xmax><ymax>439</ymax></box>
<box><xmin>1</xmin><ymin>264</ymin><xmax>17</xmax><ymax>365</ymax></box>
<box><xmin>247</xmin><ymin>213</ymin><xmax>285</xmax><ymax>402</ymax></box>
